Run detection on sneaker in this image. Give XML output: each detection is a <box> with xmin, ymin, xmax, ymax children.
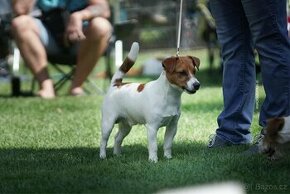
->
<box><xmin>242</xmin><ymin>133</ymin><xmax>265</xmax><ymax>156</ymax></box>
<box><xmin>208</xmin><ymin>134</ymin><xmax>233</xmax><ymax>148</ymax></box>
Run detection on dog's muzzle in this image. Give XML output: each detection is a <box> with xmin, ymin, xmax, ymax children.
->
<box><xmin>184</xmin><ymin>81</ymin><xmax>200</xmax><ymax>94</ymax></box>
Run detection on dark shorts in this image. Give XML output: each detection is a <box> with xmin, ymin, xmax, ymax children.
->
<box><xmin>34</xmin><ymin>18</ymin><xmax>85</xmax><ymax>56</ymax></box>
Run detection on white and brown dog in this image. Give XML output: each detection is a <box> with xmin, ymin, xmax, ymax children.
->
<box><xmin>99</xmin><ymin>42</ymin><xmax>200</xmax><ymax>162</ymax></box>
<box><xmin>259</xmin><ymin>116</ymin><xmax>290</xmax><ymax>160</ymax></box>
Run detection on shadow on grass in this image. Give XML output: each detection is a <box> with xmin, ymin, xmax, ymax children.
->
<box><xmin>0</xmin><ymin>143</ymin><xmax>289</xmax><ymax>193</ymax></box>
<box><xmin>0</xmin><ymin>142</ymin><xmax>219</xmax><ymax>193</ymax></box>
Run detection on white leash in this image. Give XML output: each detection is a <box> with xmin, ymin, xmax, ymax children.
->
<box><xmin>176</xmin><ymin>0</ymin><xmax>183</xmax><ymax>56</ymax></box>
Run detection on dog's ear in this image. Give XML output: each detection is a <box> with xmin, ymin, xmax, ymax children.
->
<box><xmin>265</xmin><ymin>117</ymin><xmax>285</xmax><ymax>136</ymax></box>
<box><xmin>188</xmin><ymin>56</ymin><xmax>200</xmax><ymax>71</ymax></box>
<box><xmin>162</xmin><ymin>57</ymin><xmax>177</xmax><ymax>73</ymax></box>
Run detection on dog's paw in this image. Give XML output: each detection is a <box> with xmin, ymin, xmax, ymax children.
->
<box><xmin>268</xmin><ymin>151</ymin><xmax>282</xmax><ymax>161</ymax></box>
<box><xmin>113</xmin><ymin>147</ymin><xmax>122</xmax><ymax>156</ymax></box>
<box><xmin>149</xmin><ymin>156</ymin><xmax>158</xmax><ymax>163</ymax></box>
<box><xmin>113</xmin><ymin>151</ymin><xmax>122</xmax><ymax>157</ymax></box>
<box><xmin>268</xmin><ymin>155</ymin><xmax>280</xmax><ymax>161</ymax></box>
<box><xmin>99</xmin><ymin>152</ymin><xmax>107</xmax><ymax>159</ymax></box>
<box><xmin>164</xmin><ymin>153</ymin><xmax>172</xmax><ymax>160</ymax></box>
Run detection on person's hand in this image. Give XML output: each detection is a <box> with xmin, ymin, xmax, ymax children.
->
<box><xmin>12</xmin><ymin>0</ymin><xmax>35</xmax><ymax>16</ymax></box>
<box><xmin>65</xmin><ymin>13</ymin><xmax>86</xmax><ymax>45</ymax></box>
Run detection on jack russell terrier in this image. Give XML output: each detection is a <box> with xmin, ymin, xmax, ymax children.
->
<box><xmin>259</xmin><ymin>116</ymin><xmax>290</xmax><ymax>160</ymax></box>
<box><xmin>99</xmin><ymin>42</ymin><xmax>200</xmax><ymax>162</ymax></box>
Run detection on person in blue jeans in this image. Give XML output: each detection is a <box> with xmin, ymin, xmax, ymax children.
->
<box><xmin>208</xmin><ymin>0</ymin><xmax>290</xmax><ymax>150</ymax></box>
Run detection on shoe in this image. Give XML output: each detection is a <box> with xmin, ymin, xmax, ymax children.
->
<box><xmin>208</xmin><ymin>134</ymin><xmax>233</xmax><ymax>148</ymax></box>
<box><xmin>242</xmin><ymin>133</ymin><xmax>265</xmax><ymax>156</ymax></box>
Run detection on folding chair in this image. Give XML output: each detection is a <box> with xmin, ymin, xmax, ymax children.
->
<box><xmin>0</xmin><ymin>13</ymin><xmax>12</xmax><ymax>77</ymax></box>
<box><xmin>0</xmin><ymin>3</ymin><xmax>24</xmax><ymax>97</ymax></box>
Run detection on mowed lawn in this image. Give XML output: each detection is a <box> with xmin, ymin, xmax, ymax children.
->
<box><xmin>0</xmin><ymin>48</ymin><xmax>289</xmax><ymax>193</ymax></box>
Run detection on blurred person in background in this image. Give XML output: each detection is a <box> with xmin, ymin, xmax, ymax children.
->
<box><xmin>195</xmin><ymin>0</ymin><xmax>219</xmax><ymax>72</ymax></box>
<box><xmin>208</xmin><ymin>0</ymin><xmax>290</xmax><ymax>152</ymax></box>
<box><xmin>11</xmin><ymin>0</ymin><xmax>112</xmax><ymax>99</ymax></box>
<box><xmin>0</xmin><ymin>0</ymin><xmax>12</xmax><ymax>77</ymax></box>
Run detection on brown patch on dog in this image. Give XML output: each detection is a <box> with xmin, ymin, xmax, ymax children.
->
<box><xmin>188</xmin><ymin>56</ymin><xmax>200</xmax><ymax>70</ymax></box>
<box><xmin>262</xmin><ymin>117</ymin><xmax>285</xmax><ymax>158</ymax></box>
<box><xmin>162</xmin><ymin>57</ymin><xmax>178</xmax><ymax>73</ymax></box>
<box><xmin>162</xmin><ymin>56</ymin><xmax>200</xmax><ymax>89</ymax></box>
<box><xmin>137</xmin><ymin>83</ymin><xmax>146</xmax><ymax>92</ymax></box>
<box><xmin>264</xmin><ymin>117</ymin><xmax>285</xmax><ymax>145</ymax></box>
<box><xmin>120</xmin><ymin>57</ymin><xmax>135</xmax><ymax>73</ymax></box>
<box><xmin>113</xmin><ymin>78</ymin><xmax>130</xmax><ymax>88</ymax></box>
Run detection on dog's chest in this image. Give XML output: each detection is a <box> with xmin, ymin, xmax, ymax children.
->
<box><xmin>159</xmin><ymin>115</ymin><xmax>178</xmax><ymax>127</ymax></box>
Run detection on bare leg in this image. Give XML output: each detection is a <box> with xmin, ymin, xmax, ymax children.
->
<box><xmin>11</xmin><ymin>15</ymin><xmax>55</xmax><ymax>99</ymax></box>
<box><xmin>70</xmin><ymin>17</ymin><xmax>112</xmax><ymax>95</ymax></box>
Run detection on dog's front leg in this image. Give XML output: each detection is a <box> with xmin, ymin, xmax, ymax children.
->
<box><xmin>146</xmin><ymin>124</ymin><xmax>159</xmax><ymax>163</ymax></box>
<box><xmin>268</xmin><ymin>146</ymin><xmax>283</xmax><ymax>161</ymax></box>
<box><xmin>164</xmin><ymin>117</ymin><xmax>179</xmax><ymax>159</ymax></box>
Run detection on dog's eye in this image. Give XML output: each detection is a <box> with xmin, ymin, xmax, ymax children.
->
<box><xmin>177</xmin><ymin>71</ymin><xmax>187</xmax><ymax>77</ymax></box>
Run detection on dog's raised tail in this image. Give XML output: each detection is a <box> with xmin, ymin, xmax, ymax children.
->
<box><xmin>111</xmin><ymin>42</ymin><xmax>139</xmax><ymax>86</ymax></box>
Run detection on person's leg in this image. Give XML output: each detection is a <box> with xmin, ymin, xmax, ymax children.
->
<box><xmin>242</xmin><ymin>0</ymin><xmax>290</xmax><ymax>127</ymax></box>
<box><xmin>70</xmin><ymin>17</ymin><xmax>112</xmax><ymax>95</ymax></box>
<box><xmin>209</xmin><ymin>0</ymin><xmax>256</xmax><ymax>145</ymax></box>
<box><xmin>11</xmin><ymin>15</ymin><xmax>55</xmax><ymax>99</ymax></box>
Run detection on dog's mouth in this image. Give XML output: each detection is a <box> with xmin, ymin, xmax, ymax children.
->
<box><xmin>182</xmin><ymin>81</ymin><xmax>200</xmax><ymax>94</ymax></box>
<box><xmin>183</xmin><ymin>86</ymin><xmax>198</xmax><ymax>94</ymax></box>
<box><xmin>261</xmin><ymin>143</ymin><xmax>277</xmax><ymax>158</ymax></box>
<box><xmin>184</xmin><ymin>88</ymin><xmax>197</xmax><ymax>94</ymax></box>
<box><xmin>263</xmin><ymin>147</ymin><xmax>276</xmax><ymax>157</ymax></box>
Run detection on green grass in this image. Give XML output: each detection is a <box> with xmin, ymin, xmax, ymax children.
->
<box><xmin>0</xmin><ymin>49</ymin><xmax>289</xmax><ymax>194</ymax></box>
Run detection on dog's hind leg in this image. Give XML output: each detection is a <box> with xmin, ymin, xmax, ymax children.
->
<box><xmin>114</xmin><ymin>120</ymin><xmax>132</xmax><ymax>156</ymax></box>
<box><xmin>99</xmin><ymin>116</ymin><xmax>116</xmax><ymax>159</ymax></box>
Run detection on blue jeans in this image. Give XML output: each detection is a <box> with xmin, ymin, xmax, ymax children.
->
<box><xmin>210</xmin><ymin>0</ymin><xmax>290</xmax><ymax>144</ymax></box>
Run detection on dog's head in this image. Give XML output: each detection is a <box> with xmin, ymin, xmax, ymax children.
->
<box><xmin>162</xmin><ymin>56</ymin><xmax>200</xmax><ymax>94</ymax></box>
<box><xmin>260</xmin><ymin>117</ymin><xmax>285</xmax><ymax>158</ymax></box>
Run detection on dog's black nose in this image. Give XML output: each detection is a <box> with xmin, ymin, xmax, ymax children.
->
<box><xmin>193</xmin><ymin>82</ymin><xmax>200</xmax><ymax>90</ymax></box>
